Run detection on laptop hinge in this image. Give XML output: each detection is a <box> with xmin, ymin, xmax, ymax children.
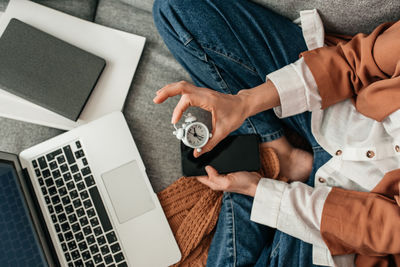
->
<box><xmin>21</xmin><ymin>168</ymin><xmax>60</xmax><ymax>267</ymax></box>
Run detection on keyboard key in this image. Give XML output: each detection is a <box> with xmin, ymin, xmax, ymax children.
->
<box><xmin>90</xmin><ymin>218</ymin><xmax>99</xmax><ymax>227</ymax></box>
<box><xmin>114</xmin><ymin>252</ymin><xmax>124</xmax><ymax>263</ymax></box>
<box><xmin>77</xmin><ymin>181</ymin><xmax>86</xmax><ymax>191</ymax></box>
<box><xmin>75</xmin><ymin>150</ymin><xmax>85</xmax><ymax>159</ymax></box>
<box><xmin>83</xmin><ymin>199</ymin><xmax>92</xmax><ymax>209</ymax></box>
<box><xmin>67</xmin><ymin>181</ymin><xmax>75</xmax><ymax>190</ymax></box>
<box><xmin>90</xmin><ymin>244</ymin><xmax>99</xmax><ymax>254</ymax></box>
<box><xmin>87</xmin><ymin>208</ymin><xmax>95</xmax><ymax>218</ymax></box>
<box><xmin>84</xmin><ymin>176</ymin><xmax>95</xmax><ymax>187</ymax></box>
<box><xmin>65</xmin><ymin>205</ymin><xmax>74</xmax><ymax>214</ymax></box>
<box><xmin>85</xmin><ymin>260</ymin><xmax>94</xmax><ymax>267</ymax></box>
<box><xmin>54</xmin><ymin>223</ymin><xmax>61</xmax><ymax>233</ymax></box>
<box><xmin>72</xmin><ymin>223</ymin><xmax>81</xmax><ymax>233</ymax></box>
<box><xmin>83</xmin><ymin>226</ymin><xmax>91</xmax><ymax>236</ymax></box>
<box><xmin>75</xmin><ymin>232</ymin><xmax>84</xmax><ymax>242</ymax></box>
<box><xmin>52</xmin><ymin>170</ymin><xmax>61</xmax><ymax>178</ymax></box>
<box><xmin>87</xmin><ymin>235</ymin><xmax>95</xmax><ymax>245</ymax></box>
<box><xmin>82</xmin><ymin>158</ymin><xmax>88</xmax><ymax>166</ymax></box>
<box><xmin>47</xmin><ymin>149</ymin><xmax>62</xmax><ymax>161</ymax></box>
<box><xmin>68</xmin><ymin>214</ymin><xmax>77</xmax><ymax>223</ymax></box>
<box><xmin>110</xmin><ymin>243</ymin><xmax>121</xmax><ymax>254</ymax></box>
<box><xmin>104</xmin><ymin>255</ymin><xmax>113</xmax><ymax>265</ymax></box>
<box><xmin>71</xmin><ymin>250</ymin><xmax>80</xmax><ymax>260</ymax></box>
<box><xmin>58</xmin><ymin>213</ymin><xmax>67</xmax><ymax>223</ymax></box>
<box><xmin>80</xmin><ymin>190</ymin><xmax>89</xmax><ymax>200</ymax></box>
<box><xmin>48</xmin><ymin>186</ymin><xmax>57</xmax><ymax>196</ymax></box>
<box><xmin>55</xmin><ymin>204</ymin><xmax>64</xmax><ymax>214</ymax></box>
<box><xmin>106</xmin><ymin>232</ymin><xmax>117</xmax><ymax>244</ymax></box>
<box><xmin>63</xmin><ymin>145</ymin><xmax>76</xmax><ymax>164</ymax></box>
<box><xmin>82</xmin><ymin>250</ymin><xmax>91</xmax><ymax>261</ymax></box>
<box><xmin>51</xmin><ymin>214</ymin><xmax>57</xmax><ymax>223</ymax></box>
<box><xmin>45</xmin><ymin>178</ymin><xmax>54</xmax><ymax>187</ymax></box>
<box><xmin>64</xmin><ymin>252</ymin><xmax>71</xmax><ymax>262</ymax></box>
<box><xmin>58</xmin><ymin>233</ymin><xmax>64</xmax><ymax>242</ymax></box>
<box><xmin>57</xmin><ymin>155</ymin><xmax>66</xmax><ymax>164</ymax></box>
<box><xmin>62</xmin><ymin>196</ymin><xmax>71</xmax><ymax>205</ymax></box>
<box><xmin>49</xmin><ymin>161</ymin><xmax>58</xmax><ymax>170</ymax></box>
<box><xmin>48</xmin><ymin>205</ymin><xmax>54</xmax><ymax>214</ymax></box>
<box><xmin>38</xmin><ymin>156</ymin><xmax>47</xmax><ymax>169</ymax></box>
<box><xmin>61</xmin><ymin>242</ymin><xmax>68</xmax><ymax>252</ymax></box>
<box><xmin>117</xmin><ymin>262</ymin><xmax>127</xmax><ymax>267</ymax></box>
<box><xmin>78</xmin><ymin>241</ymin><xmax>87</xmax><ymax>251</ymax></box>
<box><xmin>76</xmin><ymin>141</ymin><xmax>82</xmax><ymax>149</ymax></box>
<box><xmin>67</xmin><ymin>240</ymin><xmax>77</xmax><ymax>250</ymax></box>
<box><xmin>41</xmin><ymin>187</ymin><xmax>48</xmax><ymax>196</ymax></box>
<box><xmin>73</xmin><ymin>199</ymin><xmax>82</xmax><ymax>209</ymax></box>
<box><xmin>60</xmin><ymin>164</ymin><xmax>68</xmax><ymax>173</ymax></box>
<box><xmin>79</xmin><ymin>217</ymin><xmax>89</xmax><ymax>226</ymax></box>
<box><xmin>93</xmin><ymin>254</ymin><xmax>102</xmax><ymax>264</ymax></box>
<box><xmin>89</xmin><ymin>187</ymin><xmax>112</xmax><ymax>232</ymax></box>
<box><xmin>51</xmin><ymin>195</ymin><xmax>60</xmax><ymax>205</ymax></box>
<box><xmin>63</xmin><ymin>173</ymin><xmax>72</xmax><ymax>182</ymax></box>
<box><xmin>59</xmin><ymin>187</ymin><xmax>68</xmax><ymax>197</ymax></box>
<box><xmin>45</xmin><ymin>196</ymin><xmax>51</xmax><ymax>205</ymax></box>
<box><xmin>81</xmin><ymin>167</ymin><xmax>91</xmax><ymax>176</ymax></box>
<box><xmin>70</xmin><ymin>190</ymin><xmax>79</xmax><ymax>199</ymax></box>
<box><xmin>38</xmin><ymin>178</ymin><xmax>44</xmax><ymax>186</ymax></box>
<box><xmin>97</xmin><ymin>236</ymin><xmax>106</xmax><ymax>246</ymax></box>
<box><xmin>32</xmin><ymin>160</ymin><xmax>38</xmax><ymax>168</ymax></box>
<box><xmin>68</xmin><ymin>263</ymin><xmax>73</xmax><ymax>267</ymax></box>
<box><xmin>77</xmin><ymin>207</ymin><xmax>85</xmax><ymax>217</ymax></box>
<box><xmin>71</xmin><ymin>164</ymin><xmax>79</xmax><ymax>174</ymax></box>
<box><xmin>43</xmin><ymin>169</ymin><xmax>51</xmax><ymax>178</ymax></box>
<box><xmin>100</xmin><ymin>245</ymin><xmax>109</xmax><ymax>255</ymax></box>
<box><xmin>74</xmin><ymin>259</ymin><xmax>83</xmax><ymax>267</ymax></box>
<box><xmin>61</xmin><ymin>222</ymin><xmax>70</xmax><ymax>232</ymax></box>
<box><xmin>94</xmin><ymin>226</ymin><xmax>102</xmax><ymax>236</ymax></box>
<box><xmin>35</xmin><ymin>169</ymin><xmax>41</xmax><ymax>177</ymax></box>
<box><xmin>73</xmin><ymin>173</ymin><xmax>82</xmax><ymax>182</ymax></box>
<box><xmin>64</xmin><ymin>231</ymin><xmax>73</xmax><ymax>241</ymax></box>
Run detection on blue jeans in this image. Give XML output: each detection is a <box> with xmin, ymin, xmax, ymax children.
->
<box><xmin>153</xmin><ymin>0</ymin><xmax>332</xmax><ymax>266</ymax></box>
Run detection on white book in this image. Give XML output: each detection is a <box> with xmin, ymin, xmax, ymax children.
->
<box><xmin>0</xmin><ymin>0</ymin><xmax>145</xmax><ymax>130</ymax></box>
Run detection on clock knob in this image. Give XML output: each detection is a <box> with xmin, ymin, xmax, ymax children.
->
<box><xmin>173</xmin><ymin>128</ymin><xmax>184</xmax><ymax>140</ymax></box>
<box><xmin>196</xmin><ymin>148</ymin><xmax>202</xmax><ymax>153</ymax></box>
<box><xmin>185</xmin><ymin>113</ymin><xmax>197</xmax><ymax>123</ymax></box>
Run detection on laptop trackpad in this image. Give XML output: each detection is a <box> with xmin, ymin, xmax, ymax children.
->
<box><xmin>101</xmin><ymin>160</ymin><xmax>155</xmax><ymax>224</ymax></box>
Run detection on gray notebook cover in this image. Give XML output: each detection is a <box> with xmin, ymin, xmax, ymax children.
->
<box><xmin>0</xmin><ymin>18</ymin><xmax>106</xmax><ymax>121</ymax></box>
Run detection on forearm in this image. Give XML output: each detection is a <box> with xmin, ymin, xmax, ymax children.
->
<box><xmin>237</xmin><ymin>80</ymin><xmax>281</xmax><ymax>117</ymax></box>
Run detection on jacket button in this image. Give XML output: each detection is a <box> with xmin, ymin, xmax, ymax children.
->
<box><xmin>335</xmin><ymin>150</ymin><xmax>342</xmax><ymax>156</ymax></box>
<box><xmin>366</xmin><ymin>150</ymin><xmax>375</xmax><ymax>158</ymax></box>
<box><xmin>318</xmin><ymin>177</ymin><xmax>326</xmax><ymax>183</ymax></box>
<box><xmin>396</xmin><ymin>145</ymin><xmax>400</xmax><ymax>152</ymax></box>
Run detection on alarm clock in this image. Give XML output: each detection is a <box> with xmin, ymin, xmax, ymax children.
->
<box><xmin>173</xmin><ymin>113</ymin><xmax>212</xmax><ymax>152</ymax></box>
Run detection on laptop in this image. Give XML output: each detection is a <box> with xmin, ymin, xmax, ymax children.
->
<box><xmin>0</xmin><ymin>112</ymin><xmax>181</xmax><ymax>267</ymax></box>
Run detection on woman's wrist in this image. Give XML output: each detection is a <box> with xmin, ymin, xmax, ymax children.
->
<box><xmin>237</xmin><ymin>80</ymin><xmax>281</xmax><ymax>117</ymax></box>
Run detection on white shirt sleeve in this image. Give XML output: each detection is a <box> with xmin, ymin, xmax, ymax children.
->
<box><xmin>250</xmin><ymin>178</ymin><xmax>332</xmax><ymax>248</ymax></box>
<box><xmin>267</xmin><ymin>57</ymin><xmax>322</xmax><ymax>118</ymax></box>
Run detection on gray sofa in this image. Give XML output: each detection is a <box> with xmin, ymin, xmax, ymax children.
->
<box><xmin>0</xmin><ymin>0</ymin><xmax>399</xmax><ymax>192</ymax></box>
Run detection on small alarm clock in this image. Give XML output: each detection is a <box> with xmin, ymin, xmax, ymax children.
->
<box><xmin>173</xmin><ymin>113</ymin><xmax>212</xmax><ymax>152</ymax></box>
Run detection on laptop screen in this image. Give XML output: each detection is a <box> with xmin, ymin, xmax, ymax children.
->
<box><xmin>0</xmin><ymin>160</ymin><xmax>47</xmax><ymax>266</ymax></box>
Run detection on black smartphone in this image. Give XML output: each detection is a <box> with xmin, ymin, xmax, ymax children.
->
<box><xmin>181</xmin><ymin>134</ymin><xmax>260</xmax><ymax>176</ymax></box>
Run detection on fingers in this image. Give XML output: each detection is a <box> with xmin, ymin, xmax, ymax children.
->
<box><xmin>196</xmin><ymin>166</ymin><xmax>222</xmax><ymax>190</ymax></box>
<box><xmin>172</xmin><ymin>95</ymin><xmax>190</xmax><ymax>124</ymax></box>
<box><xmin>153</xmin><ymin>81</ymin><xmax>187</xmax><ymax>104</ymax></box>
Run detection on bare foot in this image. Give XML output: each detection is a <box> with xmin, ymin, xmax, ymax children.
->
<box><xmin>261</xmin><ymin>137</ymin><xmax>313</xmax><ymax>182</ymax></box>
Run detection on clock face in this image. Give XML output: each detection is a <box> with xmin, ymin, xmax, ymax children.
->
<box><xmin>186</xmin><ymin>123</ymin><xmax>208</xmax><ymax>148</ymax></box>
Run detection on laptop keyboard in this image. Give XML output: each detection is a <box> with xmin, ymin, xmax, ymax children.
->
<box><xmin>31</xmin><ymin>140</ymin><xmax>128</xmax><ymax>267</ymax></box>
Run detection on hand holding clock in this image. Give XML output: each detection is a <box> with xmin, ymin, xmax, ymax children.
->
<box><xmin>153</xmin><ymin>80</ymin><xmax>280</xmax><ymax>157</ymax></box>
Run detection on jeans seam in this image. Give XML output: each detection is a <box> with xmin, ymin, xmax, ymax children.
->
<box><xmin>183</xmin><ymin>36</ymin><xmax>193</xmax><ymax>46</ymax></box>
<box><xmin>228</xmin><ymin>194</ymin><xmax>237</xmax><ymax>267</ymax></box>
<box><xmin>202</xmin><ymin>46</ymin><xmax>258</xmax><ymax>75</ymax></box>
<box><xmin>270</xmin><ymin>239</ymin><xmax>281</xmax><ymax>259</ymax></box>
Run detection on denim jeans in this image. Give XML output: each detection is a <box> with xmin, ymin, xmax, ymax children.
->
<box><xmin>153</xmin><ymin>0</ymin><xmax>332</xmax><ymax>266</ymax></box>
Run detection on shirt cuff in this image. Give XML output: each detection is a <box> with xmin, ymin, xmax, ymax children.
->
<box><xmin>250</xmin><ymin>178</ymin><xmax>287</xmax><ymax>228</ymax></box>
<box><xmin>267</xmin><ymin>58</ymin><xmax>321</xmax><ymax>118</ymax></box>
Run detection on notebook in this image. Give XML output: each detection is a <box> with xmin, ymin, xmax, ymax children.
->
<box><xmin>0</xmin><ymin>18</ymin><xmax>106</xmax><ymax>121</ymax></box>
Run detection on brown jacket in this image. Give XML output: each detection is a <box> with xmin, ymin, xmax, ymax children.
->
<box><xmin>301</xmin><ymin>20</ymin><xmax>400</xmax><ymax>266</ymax></box>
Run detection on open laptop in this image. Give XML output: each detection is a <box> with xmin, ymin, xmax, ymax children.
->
<box><xmin>0</xmin><ymin>112</ymin><xmax>181</xmax><ymax>267</ymax></box>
